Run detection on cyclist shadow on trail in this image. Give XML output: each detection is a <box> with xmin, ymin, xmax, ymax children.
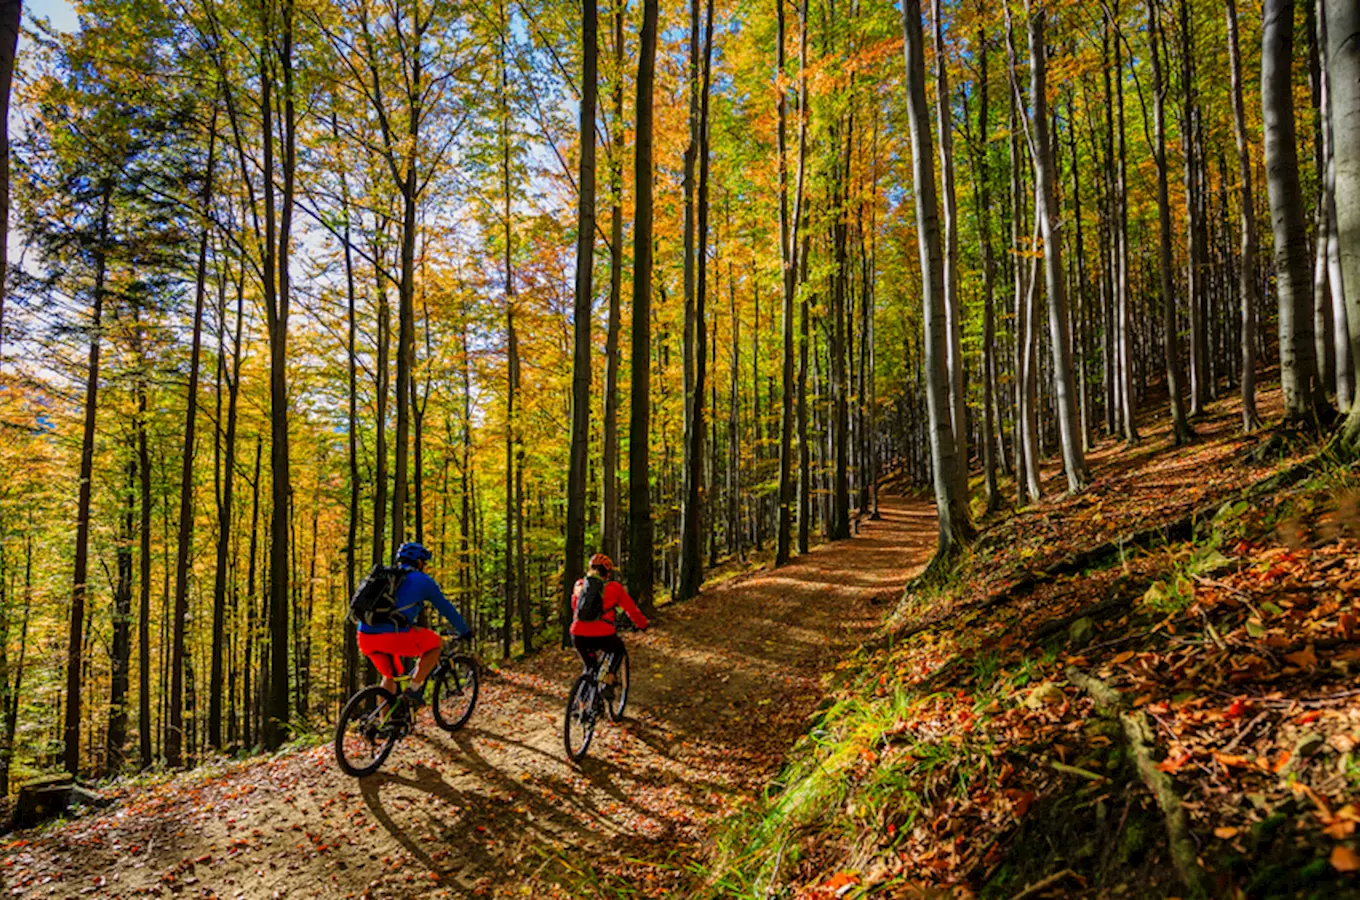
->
<box><xmin>358</xmin><ymin>765</ymin><xmax>492</xmax><ymax>886</ymax></box>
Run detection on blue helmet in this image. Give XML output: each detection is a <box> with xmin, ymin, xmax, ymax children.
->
<box><xmin>396</xmin><ymin>541</ymin><xmax>431</xmax><ymax>566</ymax></box>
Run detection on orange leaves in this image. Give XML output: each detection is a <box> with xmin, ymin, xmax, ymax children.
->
<box><xmin>1283</xmin><ymin>645</ymin><xmax>1318</xmax><ymax>669</ymax></box>
<box><xmin>1214</xmin><ymin>826</ymin><xmax>1239</xmax><ymax>839</ymax></box>
<box><xmin>1157</xmin><ymin>752</ymin><xmax>1192</xmax><ymax>774</ymax></box>
<box><xmin>1331</xmin><ymin>845</ymin><xmax>1360</xmax><ymax>873</ymax></box>
<box><xmin>822</xmin><ymin>870</ymin><xmax>860</xmax><ymax>892</ymax></box>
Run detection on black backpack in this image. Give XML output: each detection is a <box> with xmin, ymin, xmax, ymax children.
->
<box><xmin>575</xmin><ymin>575</ymin><xmax>606</xmax><ymax>623</ymax></box>
<box><xmin>349</xmin><ymin>564</ymin><xmax>410</xmax><ymax>628</ymax></box>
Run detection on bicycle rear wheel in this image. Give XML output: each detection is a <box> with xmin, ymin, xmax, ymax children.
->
<box><xmin>563</xmin><ymin>674</ymin><xmax>597</xmax><ymax>762</ymax></box>
<box><xmin>431</xmin><ymin>655</ymin><xmax>479</xmax><ymax>732</ymax></box>
<box><xmin>605</xmin><ymin>649</ymin><xmax>630</xmax><ymax>723</ymax></box>
<box><xmin>335</xmin><ymin>685</ymin><xmax>401</xmax><ymax>777</ymax></box>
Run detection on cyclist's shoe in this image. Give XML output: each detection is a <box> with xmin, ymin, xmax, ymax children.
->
<box><xmin>402</xmin><ymin>686</ymin><xmax>426</xmax><ymax>712</ymax></box>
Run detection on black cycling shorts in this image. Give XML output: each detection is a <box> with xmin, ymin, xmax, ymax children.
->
<box><xmin>572</xmin><ymin>633</ymin><xmax>626</xmax><ymax>675</ymax></box>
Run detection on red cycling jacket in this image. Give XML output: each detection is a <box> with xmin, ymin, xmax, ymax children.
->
<box><xmin>570</xmin><ymin>578</ymin><xmax>649</xmax><ymax>637</ymax></box>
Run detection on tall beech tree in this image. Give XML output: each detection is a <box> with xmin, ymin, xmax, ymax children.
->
<box><xmin>1263</xmin><ymin>0</ymin><xmax>1332</xmax><ymax>427</ymax></box>
<box><xmin>900</xmin><ymin>0</ymin><xmax>968</xmax><ymax>562</ymax></box>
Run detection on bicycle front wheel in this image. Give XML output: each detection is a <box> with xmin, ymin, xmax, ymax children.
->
<box><xmin>431</xmin><ymin>655</ymin><xmax>479</xmax><ymax>732</ymax></box>
<box><xmin>563</xmin><ymin>675</ymin><xmax>597</xmax><ymax>762</ymax></box>
<box><xmin>606</xmin><ymin>649</ymin><xmax>630</xmax><ymax>723</ymax></box>
<box><xmin>335</xmin><ymin>685</ymin><xmax>401</xmax><ymax>777</ymax></box>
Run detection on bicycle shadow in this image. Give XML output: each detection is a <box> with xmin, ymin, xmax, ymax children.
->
<box><xmin>357</xmin><ymin>765</ymin><xmax>491</xmax><ymax>888</ymax></box>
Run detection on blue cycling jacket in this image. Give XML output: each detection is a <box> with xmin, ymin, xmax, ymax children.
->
<box><xmin>356</xmin><ymin>566</ymin><xmax>471</xmax><ymax>637</ymax></box>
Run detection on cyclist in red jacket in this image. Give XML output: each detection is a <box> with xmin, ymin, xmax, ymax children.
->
<box><xmin>570</xmin><ymin>553</ymin><xmax>648</xmax><ymax>690</ymax></box>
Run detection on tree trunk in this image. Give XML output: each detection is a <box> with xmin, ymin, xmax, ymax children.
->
<box><xmin>0</xmin><ymin>0</ymin><xmax>18</xmax><ymax>367</ymax></box>
<box><xmin>900</xmin><ymin>0</ymin><xmax>969</xmax><ymax>561</ymax></box>
<box><xmin>795</xmin><ymin>0</ymin><xmax>812</xmax><ymax>556</ymax></box>
<box><xmin>1328</xmin><ymin>0</ymin><xmax>1360</xmax><ymax>445</ymax></box>
<box><xmin>106</xmin><ymin>458</ymin><xmax>135</xmax><ymax>772</ymax></box>
<box><xmin>775</xmin><ymin>0</ymin><xmax>795</xmax><ymax>565</ymax></box>
<box><xmin>500</xmin><ymin>0</ymin><xmax>520</xmax><ymax>660</ymax></box>
<box><xmin>970</xmin><ymin>29</ymin><xmax>1001</xmax><ymax>513</ymax></box>
<box><xmin>1179</xmin><ymin>0</ymin><xmax>1208</xmax><ymax>416</ymax></box>
<box><xmin>933</xmin><ymin>0</ymin><xmax>969</xmax><ymax>507</ymax></box>
<box><xmin>1264</xmin><ymin>0</ymin><xmax>1332</xmax><ymax>427</ymax></box>
<box><xmin>1027</xmin><ymin>2</ymin><xmax>1087</xmax><ymax>492</ymax></box>
<box><xmin>1148</xmin><ymin>0</ymin><xmax>1195</xmax><ymax>444</ymax></box>
<box><xmin>564</xmin><ymin>0</ymin><xmax>598</xmax><ymax>641</ymax></box>
<box><xmin>336</xmin><ymin>109</ymin><xmax>361</xmax><ymax>701</ymax></box>
<box><xmin>64</xmin><ymin>180</ymin><xmax>112</xmax><ymax>776</ymax></box>
<box><xmin>262</xmin><ymin>0</ymin><xmax>296</xmax><ymax>751</ymax></box>
<box><xmin>627</xmin><ymin>0</ymin><xmax>658</xmax><ymax>613</ymax></box>
<box><xmin>1225</xmin><ymin>0</ymin><xmax>1261</xmax><ymax>430</ymax></box>
<box><xmin>679</xmin><ymin>0</ymin><xmax>715</xmax><ymax>600</ymax></box>
<box><xmin>210</xmin><ymin>207</ymin><xmax>243</xmax><ymax>753</ymax></box>
<box><xmin>602</xmin><ymin>0</ymin><xmax>624</xmax><ymax>562</ymax></box>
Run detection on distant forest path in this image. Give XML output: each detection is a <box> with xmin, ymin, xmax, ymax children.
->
<box><xmin>1</xmin><ymin>497</ymin><xmax>936</xmax><ymax>899</ymax></box>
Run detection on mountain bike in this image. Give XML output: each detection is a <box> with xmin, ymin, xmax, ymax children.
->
<box><xmin>334</xmin><ymin>632</ymin><xmax>480</xmax><ymax>777</ymax></box>
<box><xmin>563</xmin><ymin>646</ymin><xmax>630</xmax><ymax>762</ymax></box>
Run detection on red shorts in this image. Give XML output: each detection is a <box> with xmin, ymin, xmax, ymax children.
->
<box><xmin>357</xmin><ymin>627</ymin><xmax>442</xmax><ymax>678</ymax></box>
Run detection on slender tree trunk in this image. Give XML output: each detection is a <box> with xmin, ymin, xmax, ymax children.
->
<box><xmin>136</xmin><ymin>334</ymin><xmax>153</xmax><ymax>768</ymax></box>
<box><xmin>1226</xmin><ymin>0</ymin><xmax>1261</xmax><ymax>430</ymax></box>
<box><xmin>210</xmin><ymin>234</ymin><xmax>242</xmax><ymax>752</ymax></box>
<box><xmin>337</xmin><ymin>112</ymin><xmax>361</xmax><ymax>701</ymax></box>
<box><xmin>0</xmin><ymin>0</ymin><xmax>18</xmax><ymax>368</ymax></box>
<box><xmin>564</xmin><ymin>0</ymin><xmax>599</xmax><ymax>640</ymax></box>
<box><xmin>64</xmin><ymin>181</ymin><xmax>112</xmax><ymax>776</ymax></box>
<box><xmin>933</xmin><ymin>0</ymin><xmax>969</xmax><ymax>506</ymax></box>
<box><xmin>2</xmin><ymin>534</ymin><xmax>28</xmax><ymax>791</ymax></box>
<box><xmin>602</xmin><ymin>0</ymin><xmax>624</xmax><ymax>562</ymax></box>
<box><xmin>1027</xmin><ymin>2</ymin><xmax>1087</xmax><ymax>492</ymax></box>
<box><xmin>971</xmin><ymin>29</ymin><xmax>1001</xmax><ymax>513</ymax></box>
<box><xmin>1319</xmin><ymin>9</ymin><xmax>1351</xmax><ymax>411</ymax></box>
<box><xmin>372</xmin><ymin>231</ymin><xmax>390</xmax><ymax>568</ymax></box>
<box><xmin>106</xmin><ymin>458</ymin><xmax>135</xmax><ymax>772</ymax></box>
<box><xmin>901</xmin><ymin>0</ymin><xmax>968</xmax><ymax>561</ymax></box>
<box><xmin>263</xmin><ymin>0</ymin><xmax>296</xmax><ymax>751</ymax></box>
<box><xmin>1179</xmin><ymin>0</ymin><xmax>1208</xmax><ymax>415</ymax></box>
<box><xmin>1148</xmin><ymin>0</ymin><xmax>1195</xmax><ymax>444</ymax></box>
<box><xmin>628</xmin><ymin>0</ymin><xmax>658</xmax><ymax>612</ymax></box>
<box><xmin>500</xmin><ymin>0</ymin><xmax>519</xmax><ymax>660</ymax></box>
<box><xmin>795</xmin><ymin>0</ymin><xmax>812</xmax><ymax>556</ymax></box>
<box><xmin>775</xmin><ymin>0</ymin><xmax>796</xmax><ymax>565</ymax></box>
<box><xmin>679</xmin><ymin>0</ymin><xmax>715</xmax><ymax>599</ymax></box>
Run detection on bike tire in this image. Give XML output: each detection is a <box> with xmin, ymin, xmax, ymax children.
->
<box><xmin>431</xmin><ymin>655</ymin><xmax>480</xmax><ymax>733</ymax></box>
<box><xmin>335</xmin><ymin>685</ymin><xmax>401</xmax><ymax>777</ymax></box>
<box><xmin>563</xmin><ymin>674</ymin><xmax>596</xmax><ymax>762</ymax></box>
<box><xmin>606</xmin><ymin>649</ymin><xmax>630</xmax><ymax>723</ymax></box>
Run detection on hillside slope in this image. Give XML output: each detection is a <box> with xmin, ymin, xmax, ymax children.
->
<box><xmin>694</xmin><ymin>390</ymin><xmax>1360</xmax><ymax>899</ymax></box>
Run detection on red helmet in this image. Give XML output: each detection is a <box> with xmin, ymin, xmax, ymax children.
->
<box><xmin>589</xmin><ymin>553</ymin><xmax>614</xmax><ymax>573</ymax></box>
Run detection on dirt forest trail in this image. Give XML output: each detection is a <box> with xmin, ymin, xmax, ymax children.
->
<box><xmin>0</xmin><ymin>497</ymin><xmax>937</xmax><ymax>899</ymax></box>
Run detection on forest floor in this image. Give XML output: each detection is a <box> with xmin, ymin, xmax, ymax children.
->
<box><xmin>5</xmin><ymin>383</ymin><xmax>1359</xmax><ymax>900</ymax></box>
<box><xmin>0</xmin><ymin>498</ymin><xmax>937</xmax><ymax>898</ymax></box>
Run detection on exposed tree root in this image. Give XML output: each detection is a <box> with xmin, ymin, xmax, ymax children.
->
<box><xmin>1066</xmin><ymin>666</ymin><xmax>1211</xmax><ymax>899</ymax></box>
<box><xmin>1007</xmin><ymin>868</ymin><xmax>1081</xmax><ymax>900</ymax></box>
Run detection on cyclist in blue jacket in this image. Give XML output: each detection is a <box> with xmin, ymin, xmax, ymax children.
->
<box><xmin>356</xmin><ymin>542</ymin><xmax>472</xmax><ymax>712</ymax></box>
